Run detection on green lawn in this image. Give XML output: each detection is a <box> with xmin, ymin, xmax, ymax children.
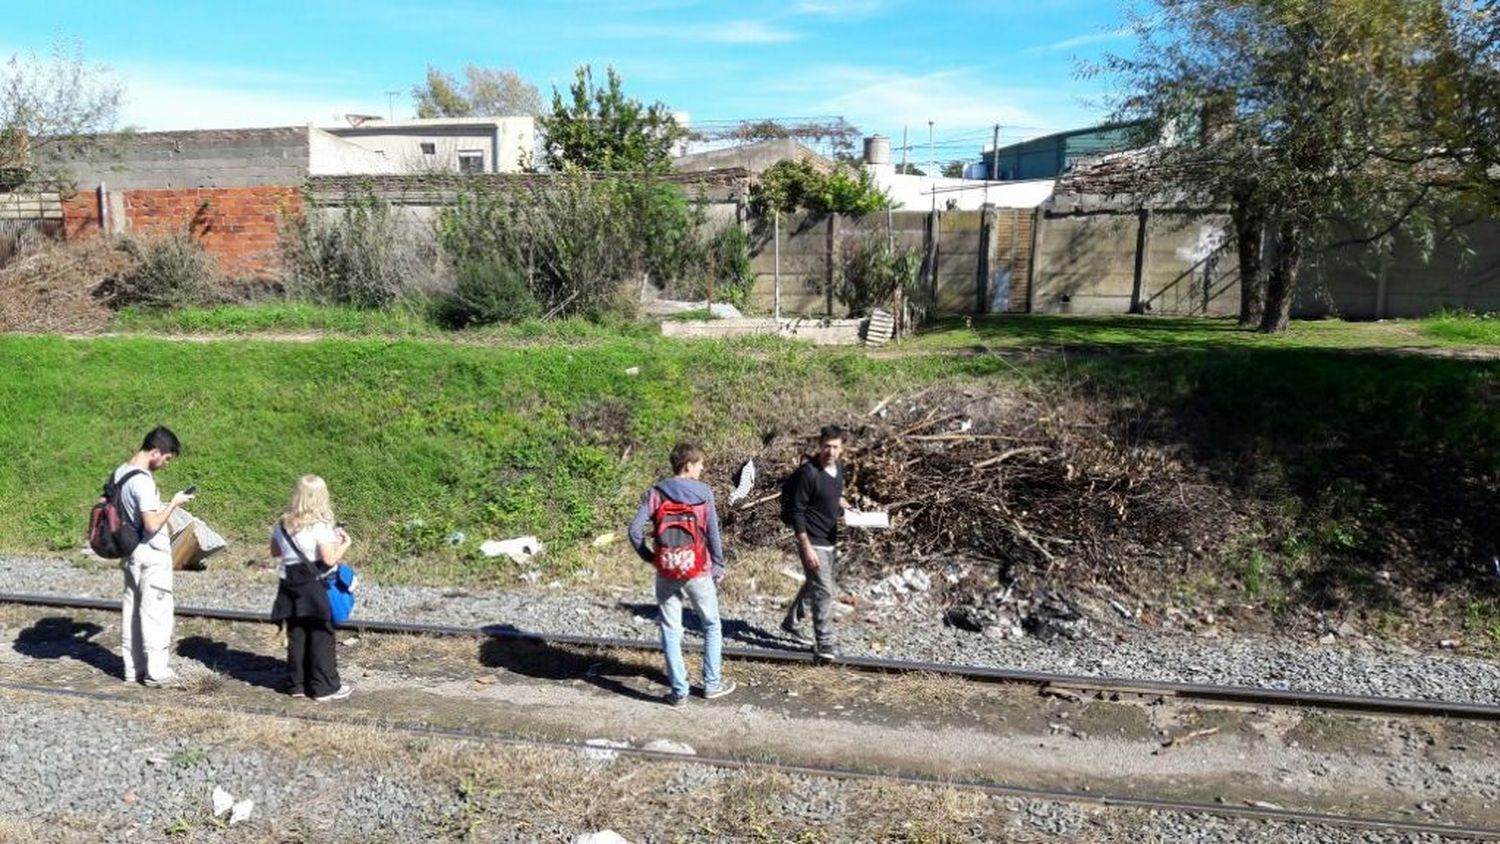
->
<box><xmin>903</xmin><ymin>313</ymin><xmax>1497</xmax><ymax>352</ymax></box>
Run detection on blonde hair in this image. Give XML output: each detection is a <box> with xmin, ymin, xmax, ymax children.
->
<box><xmin>281</xmin><ymin>475</ymin><xmax>336</xmax><ymax>534</ymax></box>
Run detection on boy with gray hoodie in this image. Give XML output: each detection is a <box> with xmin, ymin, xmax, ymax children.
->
<box><xmin>628</xmin><ymin>442</ymin><xmax>735</xmax><ymax>706</ymax></box>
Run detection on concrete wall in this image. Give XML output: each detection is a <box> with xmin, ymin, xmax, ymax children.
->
<box><xmin>746</xmin><ymin>206</ymin><xmax>1034</xmax><ymax>317</ymax></box>
<box><xmin>324</xmin><ymin>117</ymin><xmax>535</xmax><ymax>174</ymax></box>
<box><xmin>1030</xmin><ymin>193</ymin><xmax>1500</xmax><ymax>319</ymax></box>
<box><xmin>308</xmin><ymin>128</ymin><xmax>400</xmax><ymax>176</ymax></box>
<box><xmin>61</xmin><ymin>127</ymin><xmax>312</xmax><ymax>191</ymax></box>
<box><xmin>1030</xmin><ymin>209</ymin><xmax>1239</xmax><ymax>316</ymax></box>
<box><xmin>1302</xmin><ymin>216</ymin><xmax>1500</xmax><ymax>319</ymax></box>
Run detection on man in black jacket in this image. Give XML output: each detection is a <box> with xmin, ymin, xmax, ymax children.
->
<box><xmin>780</xmin><ymin>425</ymin><xmax>852</xmax><ymax>661</ymax></box>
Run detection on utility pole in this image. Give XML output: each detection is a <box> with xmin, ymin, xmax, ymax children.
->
<box><xmin>991</xmin><ymin>124</ymin><xmax>1001</xmax><ymax>180</ymax></box>
<box><xmin>899</xmin><ymin>124</ymin><xmax>909</xmax><ymax>175</ymax></box>
<box><xmin>985</xmin><ymin>123</ymin><xmax>1000</xmax><ymax>206</ymax></box>
<box><xmin>927</xmin><ymin>120</ymin><xmax>935</xmax><ymax>177</ymax></box>
<box><xmin>384</xmin><ymin>90</ymin><xmax>400</xmax><ymax>120</ymax></box>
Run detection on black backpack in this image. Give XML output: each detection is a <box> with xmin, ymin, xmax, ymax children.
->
<box><xmin>88</xmin><ymin>469</ymin><xmax>145</xmax><ymax>559</ymax></box>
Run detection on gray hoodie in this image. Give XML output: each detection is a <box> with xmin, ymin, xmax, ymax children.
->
<box><xmin>628</xmin><ymin>477</ymin><xmax>726</xmax><ymax>577</ymax></box>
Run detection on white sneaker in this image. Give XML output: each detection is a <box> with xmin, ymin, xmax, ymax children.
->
<box><xmin>313</xmin><ymin>684</ymin><xmax>351</xmax><ymax>703</ymax></box>
<box><xmin>142</xmin><ymin>675</ymin><xmax>184</xmax><ymax>689</ymax></box>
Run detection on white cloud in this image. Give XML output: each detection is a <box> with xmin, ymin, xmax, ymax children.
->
<box><xmin>792</xmin><ymin>0</ymin><xmax>886</xmax><ymax>16</ymax></box>
<box><xmin>115</xmin><ymin>68</ymin><xmax>383</xmax><ymax>131</ymax></box>
<box><xmin>810</xmin><ymin>67</ymin><xmax>1044</xmax><ymax>137</ymax></box>
<box><xmin>1035</xmin><ymin>27</ymin><xmax>1131</xmax><ymax>53</ymax></box>
<box><xmin>600</xmin><ymin>20</ymin><xmax>800</xmax><ymax>44</ymax></box>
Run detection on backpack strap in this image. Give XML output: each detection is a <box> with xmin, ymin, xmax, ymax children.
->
<box><xmin>279</xmin><ymin>521</ymin><xmax>338</xmax><ymax>578</ymax></box>
<box><xmin>278</xmin><ymin>520</ymin><xmax>316</xmax><ymax>567</ymax></box>
<box><xmin>109</xmin><ymin>468</ymin><xmax>146</xmax><ymax>495</ymax></box>
<box><xmin>108</xmin><ymin>468</ymin><xmax>149</xmax><ymax>532</ymax></box>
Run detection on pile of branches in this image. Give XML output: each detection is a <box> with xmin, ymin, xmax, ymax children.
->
<box><xmin>0</xmin><ymin>237</ymin><xmax>133</xmax><ymax>333</ymax></box>
<box><xmin>726</xmin><ymin>387</ymin><xmax>1249</xmax><ymax>596</ymax></box>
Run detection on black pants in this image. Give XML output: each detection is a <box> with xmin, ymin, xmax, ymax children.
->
<box><xmin>286</xmin><ymin>617</ymin><xmax>340</xmax><ymax>697</ymax></box>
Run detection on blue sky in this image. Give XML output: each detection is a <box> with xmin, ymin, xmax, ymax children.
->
<box><xmin>8</xmin><ymin>0</ymin><xmax>1133</xmax><ymax>162</ymax></box>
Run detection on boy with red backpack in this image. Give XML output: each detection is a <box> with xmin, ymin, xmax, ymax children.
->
<box><xmin>627</xmin><ymin>442</ymin><xmax>735</xmax><ymax>707</ymax></box>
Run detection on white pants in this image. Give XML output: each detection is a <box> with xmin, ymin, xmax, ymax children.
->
<box><xmin>121</xmin><ymin>546</ymin><xmax>175</xmax><ymax>681</ymax></box>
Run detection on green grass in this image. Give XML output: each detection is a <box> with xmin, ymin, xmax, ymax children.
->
<box><xmin>113</xmin><ymin>302</ymin><xmax>439</xmax><ymax>336</ymax></box>
<box><xmin>1422</xmin><ymin>310</ymin><xmax>1500</xmax><ymax>345</ymax></box>
<box><xmin>110</xmin><ymin>303</ymin><xmax>659</xmax><ymax>344</ymax></box>
<box><xmin>901</xmin><ymin>313</ymin><xmax>1500</xmax><ymax>352</ymax></box>
<box><xmin>0</xmin><ymin>332</ymin><xmax>985</xmax><ymax>584</ymax></box>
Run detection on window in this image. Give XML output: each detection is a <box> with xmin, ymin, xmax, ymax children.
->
<box><xmin>457</xmin><ymin>150</ymin><xmax>484</xmax><ymax>174</ymax></box>
<box><xmin>419</xmin><ymin>142</ymin><xmax>436</xmax><ymax>155</ymax></box>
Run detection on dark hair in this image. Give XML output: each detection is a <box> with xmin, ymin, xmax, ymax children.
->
<box><xmin>819</xmin><ymin>425</ymin><xmax>844</xmax><ymax>443</ymax></box>
<box><xmin>140</xmin><ymin>426</ymin><xmax>182</xmax><ymax>456</ymax></box>
<box><xmin>670</xmin><ymin>442</ymin><xmax>704</xmax><ymax>474</ymax></box>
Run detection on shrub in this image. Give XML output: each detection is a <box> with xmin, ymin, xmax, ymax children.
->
<box><xmin>99</xmin><ymin>233</ymin><xmax>216</xmax><ymax>311</ymax></box>
<box><xmin>670</xmin><ymin>222</ymin><xmax>754</xmax><ymax>309</ymax></box>
<box><xmin>751</xmin><ymin>159</ymin><xmax>892</xmax><ymax>215</ymax></box>
<box><xmin>435</xmin><ymin>257</ymin><xmax>539</xmax><ymax>328</ymax></box>
<box><xmin>836</xmin><ymin>233</ymin><xmax>922</xmax><ymax>318</ymax></box>
<box><xmin>281</xmin><ymin>192</ymin><xmax>448</xmax><ymax>309</ymax></box>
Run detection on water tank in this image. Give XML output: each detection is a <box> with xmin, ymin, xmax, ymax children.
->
<box><xmin>863</xmin><ymin>135</ymin><xmax>891</xmax><ymax>166</ymax></box>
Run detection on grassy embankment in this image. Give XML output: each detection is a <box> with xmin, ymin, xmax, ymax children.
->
<box><xmin>8</xmin><ymin>310</ymin><xmax>1500</xmax><ymax>642</ymax></box>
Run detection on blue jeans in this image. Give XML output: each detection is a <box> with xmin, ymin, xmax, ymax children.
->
<box><xmin>655</xmin><ymin>573</ymin><xmax>723</xmax><ymax>697</ymax></box>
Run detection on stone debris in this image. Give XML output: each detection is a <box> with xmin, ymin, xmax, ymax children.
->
<box><xmin>581</xmin><ymin>738</ymin><xmax>631</xmax><ymax>762</ymax></box>
<box><xmin>574</xmin><ymin>832</ymin><xmax>633</xmax><ymax>844</ymax></box>
<box><xmin>642</xmin><ymin>739</ymin><xmax>696</xmax><ymax>756</ymax></box>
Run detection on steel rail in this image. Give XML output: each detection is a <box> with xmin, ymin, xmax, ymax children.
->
<box><xmin>5</xmin><ymin>590</ymin><xmax>1500</xmax><ymax>722</ymax></box>
<box><xmin>1</xmin><ymin>677</ymin><xmax>1497</xmax><ymax>841</ymax></box>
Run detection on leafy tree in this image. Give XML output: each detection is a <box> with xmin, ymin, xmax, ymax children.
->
<box><xmin>1096</xmin><ymin>0</ymin><xmax>1464</xmax><ymax>332</ymax></box>
<box><xmin>412</xmin><ymin>65</ymin><xmax>542</xmax><ymax>118</ymax></box>
<box><xmin>1418</xmin><ymin>5</ymin><xmax>1500</xmax><ymax>211</ymax></box>
<box><xmin>538</xmin><ymin>65</ymin><xmax>685</xmax><ymax>173</ymax></box>
<box><xmin>941</xmin><ymin>160</ymin><xmax>967</xmax><ymax>178</ymax></box>
<box><xmin>894</xmin><ymin>163</ymin><xmax>926</xmax><ymax>176</ymax></box>
<box><xmin>751</xmin><ymin>158</ymin><xmax>892</xmax><ymax>215</ymax></box>
<box><xmin>1</xmin><ymin>40</ymin><xmax>124</xmax><ymax>190</ymax></box>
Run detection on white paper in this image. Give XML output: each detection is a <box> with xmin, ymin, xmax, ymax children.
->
<box><xmin>844</xmin><ymin>509</ymin><xmax>890</xmax><ymax>529</ymax></box>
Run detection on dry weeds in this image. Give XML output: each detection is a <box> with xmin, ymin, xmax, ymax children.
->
<box><xmin>0</xmin><ymin>238</ymin><xmax>133</xmax><ymax>333</ymax></box>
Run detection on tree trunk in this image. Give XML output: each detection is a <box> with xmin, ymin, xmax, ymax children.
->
<box><xmin>1258</xmin><ymin>220</ymin><xmax>1301</xmax><ymax>334</ymax></box>
<box><xmin>1233</xmin><ymin>204</ymin><xmax>1265</xmax><ymax>327</ymax></box>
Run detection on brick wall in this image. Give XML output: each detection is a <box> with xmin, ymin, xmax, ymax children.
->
<box><xmin>62</xmin><ymin>191</ymin><xmax>101</xmax><ymax>240</ymax></box>
<box><xmin>64</xmin><ymin>186</ymin><xmax>301</xmax><ymax>278</ymax></box>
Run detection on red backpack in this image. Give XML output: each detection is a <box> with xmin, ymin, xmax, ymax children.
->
<box><xmin>88</xmin><ymin>469</ymin><xmax>145</xmax><ymax>559</ymax></box>
<box><xmin>652</xmin><ymin>494</ymin><xmax>708</xmax><ymax>580</ymax></box>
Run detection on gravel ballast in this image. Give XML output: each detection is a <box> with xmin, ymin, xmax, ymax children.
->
<box><xmin>3</xmin><ymin>555</ymin><xmax>1499</xmax><ymax>707</ymax></box>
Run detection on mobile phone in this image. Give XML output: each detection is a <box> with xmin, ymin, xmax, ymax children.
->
<box><xmin>183</xmin><ymin>484</ymin><xmax>198</xmax><ymax>496</ymax></box>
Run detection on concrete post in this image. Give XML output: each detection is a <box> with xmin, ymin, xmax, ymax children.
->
<box><xmin>1130</xmin><ymin>209</ymin><xmax>1152</xmax><ymax>314</ymax></box>
<box><xmin>977</xmin><ymin>204</ymin><xmax>995</xmax><ymax>314</ymax></box>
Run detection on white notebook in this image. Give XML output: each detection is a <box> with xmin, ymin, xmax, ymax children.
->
<box><xmin>844</xmin><ymin>509</ymin><xmax>890</xmax><ymax>529</ymax></box>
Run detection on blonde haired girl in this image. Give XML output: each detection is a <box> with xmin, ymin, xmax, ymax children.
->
<box><xmin>269</xmin><ymin>475</ymin><xmax>352</xmax><ymax>702</ymax></box>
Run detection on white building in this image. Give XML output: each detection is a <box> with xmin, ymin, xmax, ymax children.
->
<box><xmin>321</xmin><ymin>116</ymin><xmax>536</xmax><ymax>174</ymax></box>
<box><xmin>860</xmin><ymin>134</ymin><xmax>1055</xmax><ymax>211</ymax></box>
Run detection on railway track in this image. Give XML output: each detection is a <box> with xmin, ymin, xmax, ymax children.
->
<box><xmin>5</xmin><ymin>590</ymin><xmax>1500</xmax><ymax>723</ymax></box>
<box><xmin>2</xmin><ymin>675</ymin><xmax>1498</xmax><ymax>841</ymax></box>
